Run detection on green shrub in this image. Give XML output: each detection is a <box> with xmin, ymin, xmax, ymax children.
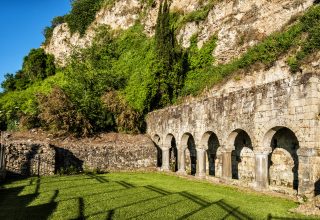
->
<box><xmin>23</xmin><ymin>48</ymin><xmax>56</xmax><ymax>81</ymax></box>
<box><xmin>65</xmin><ymin>0</ymin><xmax>104</xmax><ymax>36</ymax></box>
<box><xmin>37</xmin><ymin>86</ymin><xmax>94</xmax><ymax>137</ymax></box>
<box><xmin>175</xmin><ymin>0</ymin><xmax>217</xmax><ymax>30</ymax></box>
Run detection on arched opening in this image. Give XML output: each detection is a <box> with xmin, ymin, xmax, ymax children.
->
<box><xmin>153</xmin><ymin>134</ymin><xmax>162</xmax><ymax>168</ymax></box>
<box><xmin>230</xmin><ymin>130</ymin><xmax>254</xmax><ymax>181</ymax></box>
<box><xmin>182</xmin><ymin>133</ymin><xmax>197</xmax><ymax>175</ymax></box>
<box><xmin>268</xmin><ymin>127</ymin><xmax>299</xmax><ymax>190</ymax></box>
<box><xmin>165</xmin><ymin>134</ymin><xmax>178</xmax><ymax>172</ymax></box>
<box><xmin>202</xmin><ymin>132</ymin><xmax>221</xmax><ymax>177</ymax></box>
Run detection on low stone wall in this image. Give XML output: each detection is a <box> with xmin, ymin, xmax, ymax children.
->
<box><xmin>52</xmin><ymin>133</ymin><xmax>157</xmax><ymax>173</ymax></box>
<box><xmin>4</xmin><ymin>141</ymin><xmax>55</xmax><ymax>176</ymax></box>
<box><xmin>0</xmin><ymin>132</ymin><xmax>157</xmax><ymax>176</ymax></box>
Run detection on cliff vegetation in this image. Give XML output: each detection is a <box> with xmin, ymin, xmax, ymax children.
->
<box><xmin>0</xmin><ymin>0</ymin><xmax>319</xmax><ymax>136</ymax></box>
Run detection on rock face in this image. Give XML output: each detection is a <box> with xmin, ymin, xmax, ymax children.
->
<box><xmin>43</xmin><ymin>0</ymin><xmax>314</xmax><ymax>66</ymax></box>
<box><xmin>0</xmin><ymin>133</ymin><xmax>157</xmax><ymax>176</ymax></box>
<box><xmin>44</xmin><ymin>0</ymin><xmax>142</xmax><ymax>65</ymax></box>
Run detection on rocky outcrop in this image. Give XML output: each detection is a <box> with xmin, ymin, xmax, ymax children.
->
<box><xmin>44</xmin><ymin>0</ymin><xmax>142</xmax><ymax>65</ymax></box>
<box><xmin>44</xmin><ymin>0</ymin><xmax>315</xmax><ymax>66</ymax></box>
<box><xmin>179</xmin><ymin>0</ymin><xmax>314</xmax><ymax>64</ymax></box>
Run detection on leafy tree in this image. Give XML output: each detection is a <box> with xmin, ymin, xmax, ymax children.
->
<box><xmin>14</xmin><ymin>70</ymin><xmax>30</xmax><ymax>91</ymax></box>
<box><xmin>65</xmin><ymin>0</ymin><xmax>104</xmax><ymax>36</ymax></box>
<box><xmin>37</xmin><ymin>86</ymin><xmax>93</xmax><ymax>137</ymax></box>
<box><xmin>1</xmin><ymin>74</ymin><xmax>16</xmax><ymax>92</ymax></box>
<box><xmin>151</xmin><ymin>0</ymin><xmax>186</xmax><ymax>108</ymax></box>
<box><xmin>22</xmin><ymin>48</ymin><xmax>55</xmax><ymax>82</ymax></box>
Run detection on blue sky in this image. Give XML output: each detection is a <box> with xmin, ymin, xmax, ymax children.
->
<box><xmin>0</xmin><ymin>0</ymin><xmax>71</xmax><ymax>85</ymax></box>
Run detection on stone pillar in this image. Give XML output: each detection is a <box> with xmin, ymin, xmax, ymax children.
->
<box><xmin>177</xmin><ymin>148</ymin><xmax>187</xmax><ymax>175</ymax></box>
<box><xmin>297</xmin><ymin>148</ymin><xmax>317</xmax><ymax>198</ymax></box>
<box><xmin>196</xmin><ymin>148</ymin><xmax>206</xmax><ymax>178</ymax></box>
<box><xmin>254</xmin><ymin>147</ymin><xmax>271</xmax><ymax>189</ymax></box>
<box><xmin>222</xmin><ymin>148</ymin><xmax>233</xmax><ymax>179</ymax></box>
<box><xmin>161</xmin><ymin>148</ymin><xmax>170</xmax><ymax>171</ymax></box>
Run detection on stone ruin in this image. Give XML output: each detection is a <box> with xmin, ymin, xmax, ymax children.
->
<box><xmin>269</xmin><ymin>148</ymin><xmax>295</xmax><ymax>189</ymax></box>
<box><xmin>147</xmin><ymin>71</ymin><xmax>320</xmax><ymax>199</ymax></box>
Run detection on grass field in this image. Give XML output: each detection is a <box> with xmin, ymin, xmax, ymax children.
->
<box><xmin>0</xmin><ymin>172</ymin><xmax>315</xmax><ymax>219</ymax></box>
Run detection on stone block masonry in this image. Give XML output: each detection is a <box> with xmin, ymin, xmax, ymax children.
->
<box><xmin>147</xmin><ymin>72</ymin><xmax>320</xmax><ymax>198</ymax></box>
<box><xmin>0</xmin><ymin>133</ymin><xmax>157</xmax><ymax>177</ymax></box>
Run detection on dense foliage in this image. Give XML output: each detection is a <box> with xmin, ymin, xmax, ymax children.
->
<box><xmin>1</xmin><ymin>48</ymin><xmax>55</xmax><ymax>93</ymax></box>
<box><xmin>1</xmin><ymin>2</ymin><xmax>319</xmax><ymax>136</ymax></box>
<box><xmin>43</xmin><ymin>0</ymin><xmax>105</xmax><ymax>45</ymax></box>
<box><xmin>152</xmin><ymin>0</ymin><xmax>187</xmax><ymax>108</ymax></box>
<box><xmin>65</xmin><ymin>0</ymin><xmax>104</xmax><ymax>36</ymax></box>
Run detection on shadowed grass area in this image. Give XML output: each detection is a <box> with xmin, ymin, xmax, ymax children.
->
<box><xmin>0</xmin><ymin>172</ymin><xmax>317</xmax><ymax>219</ymax></box>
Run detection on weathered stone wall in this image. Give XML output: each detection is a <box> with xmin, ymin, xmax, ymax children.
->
<box><xmin>51</xmin><ymin>133</ymin><xmax>157</xmax><ymax>172</ymax></box>
<box><xmin>147</xmin><ymin>71</ymin><xmax>320</xmax><ymax>197</ymax></box>
<box><xmin>4</xmin><ymin>141</ymin><xmax>55</xmax><ymax>176</ymax></box>
<box><xmin>0</xmin><ymin>133</ymin><xmax>157</xmax><ymax>176</ymax></box>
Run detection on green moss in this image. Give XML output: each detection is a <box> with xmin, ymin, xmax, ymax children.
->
<box><xmin>174</xmin><ymin>0</ymin><xmax>219</xmax><ymax>31</ymax></box>
<box><xmin>181</xmin><ymin>4</ymin><xmax>320</xmax><ymax>96</ymax></box>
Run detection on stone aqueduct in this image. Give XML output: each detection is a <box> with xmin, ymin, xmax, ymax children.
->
<box><xmin>146</xmin><ymin>73</ymin><xmax>320</xmax><ymax>197</ymax></box>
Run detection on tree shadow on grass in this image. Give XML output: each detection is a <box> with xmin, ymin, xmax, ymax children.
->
<box><xmin>0</xmin><ymin>177</ymin><xmax>58</xmax><ymax>220</ymax></box>
<box><xmin>1</xmin><ymin>176</ymin><xmax>315</xmax><ymax>220</ymax></box>
<box><xmin>86</xmin><ymin>173</ymin><xmax>109</xmax><ymax>183</ymax></box>
<box><xmin>83</xmin><ymin>185</ymin><xmax>255</xmax><ymax>220</ymax></box>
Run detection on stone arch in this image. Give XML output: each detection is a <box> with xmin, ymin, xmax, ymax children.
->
<box><xmin>259</xmin><ymin>120</ymin><xmax>303</xmax><ymax>148</ymax></box>
<box><xmin>227</xmin><ymin>129</ymin><xmax>254</xmax><ymax>181</ymax></box>
<box><xmin>265</xmin><ymin>127</ymin><xmax>300</xmax><ymax>190</ymax></box>
<box><xmin>165</xmin><ymin>134</ymin><xmax>178</xmax><ymax>172</ymax></box>
<box><xmin>181</xmin><ymin>133</ymin><xmax>197</xmax><ymax>175</ymax></box>
<box><xmin>152</xmin><ymin>134</ymin><xmax>162</xmax><ymax>168</ymax></box>
<box><xmin>201</xmin><ymin>131</ymin><xmax>222</xmax><ymax>177</ymax></box>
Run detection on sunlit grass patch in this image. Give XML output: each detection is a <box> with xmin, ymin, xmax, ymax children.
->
<box><xmin>0</xmin><ymin>172</ymin><xmax>316</xmax><ymax>219</ymax></box>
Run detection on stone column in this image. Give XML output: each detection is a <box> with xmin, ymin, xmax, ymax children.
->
<box><xmin>196</xmin><ymin>148</ymin><xmax>206</xmax><ymax>178</ymax></box>
<box><xmin>222</xmin><ymin>148</ymin><xmax>233</xmax><ymax>179</ymax></box>
<box><xmin>161</xmin><ymin>148</ymin><xmax>170</xmax><ymax>171</ymax></box>
<box><xmin>297</xmin><ymin>148</ymin><xmax>317</xmax><ymax>198</ymax></box>
<box><xmin>177</xmin><ymin>148</ymin><xmax>187</xmax><ymax>175</ymax></box>
<box><xmin>254</xmin><ymin>147</ymin><xmax>271</xmax><ymax>189</ymax></box>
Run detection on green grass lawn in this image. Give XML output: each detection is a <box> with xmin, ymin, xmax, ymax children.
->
<box><xmin>0</xmin><ymin>172</ymin><xmax>315</xmax><ymax>220</ymax></box>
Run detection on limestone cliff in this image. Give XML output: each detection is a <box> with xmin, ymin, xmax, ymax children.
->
<box><xmin>44</xmin><ymin>0</ymin><xmax>314</xmax><ymax>66</ymax></box>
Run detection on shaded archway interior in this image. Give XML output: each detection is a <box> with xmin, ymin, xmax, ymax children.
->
<box><xmin>167</xmin><ymin>135</ymin><xmax>178</xmax><ymax>172</ymax></box>
<box><xmin>231</xmin><ymin>130</ymin><xmax>253</xmax><ymax>180</ymax></box>
<box><xmin>182</xmin><ymin>133</ymin><xmax>197</xmax><ymax>175</ymax></box>
<box><xmin>153</xmin><ymin>134</ymin><xmax>162</xmax><ymax>168</ymax></box>
<box><xmin>206</xmin><ymin>132</ymin><xmax>221</xmax><ymax>177</ymax></box>
<box><xmin>268</xmin><ymin>127</ymin><xmax>299</xmax><ymax>190</ymax></box>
